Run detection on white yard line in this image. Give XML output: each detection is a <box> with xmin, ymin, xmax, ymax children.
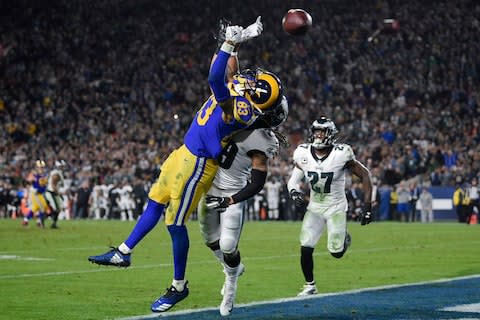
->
<box><xmin>0</xmin><ymin>255</ymin><xmax>54</xmax><ymax>261</ymax></box>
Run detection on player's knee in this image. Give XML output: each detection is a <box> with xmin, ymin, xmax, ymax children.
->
<box><xmin>219</xmin><ymin>237</ymin><xmax>237</xmax><ymax>254</ymax></box>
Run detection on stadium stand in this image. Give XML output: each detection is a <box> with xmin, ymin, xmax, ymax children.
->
<box><xmin>0</xmin><ymin>0</ymin><xmax>479</xmax><ymax>221</ymax></box>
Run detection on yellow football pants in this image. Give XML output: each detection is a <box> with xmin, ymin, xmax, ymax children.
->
<box><xmin>148</xmin><ymin>144</ymin><xmax>218</xmax><ymax>226</ymax></box>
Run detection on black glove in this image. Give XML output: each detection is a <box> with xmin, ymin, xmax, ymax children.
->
<box><xmin>205</xmin><ymin>196</ymin><xmax>231</xmax><ymax>210</ymax></box>
<box><xmin>290</xmin><ymin>190</ymin><xmax>306</xmax><ymax>207</ymax></box>
<box><xmin>360</xmin><ymin>203</ymin><xmax>373</xmax><ymax>225</ymax></box>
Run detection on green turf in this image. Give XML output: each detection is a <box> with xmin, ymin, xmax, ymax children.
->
<box><xmin>1</xmin><ymin>219</ymin><xmax>478</xmax><ymax>320</ymax></box>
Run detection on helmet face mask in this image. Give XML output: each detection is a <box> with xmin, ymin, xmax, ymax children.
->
<box><xmin>309</xmin><ymin>117</ymin><xmax>338</xmax><ymax>149</ymax></box>
<box><xmin>233</xmin><ymin>68</ymin><xmax>283</xmax><ymax>113</ymax></box>
<box><xmin>232</xmin><ymin>71</ymin><xmax>256</xmax><ymax>97</ymax></box>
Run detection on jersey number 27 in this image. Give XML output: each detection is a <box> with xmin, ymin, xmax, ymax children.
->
<box><xmin>307</xmin><ymin>171</ymin><xmax>333</xmax><ymax>194</ymax></box>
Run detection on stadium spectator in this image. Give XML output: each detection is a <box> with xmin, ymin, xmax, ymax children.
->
<box><xmin>453</xmin><ymin>183</ymin><xmax>468</xmax><ymax>223</ymax></box>
<box><xmin>396</xmin><ymin>183</ymin><xmax>411</xmax><ymax>222</ymax></box>
<box><xmin>74</xmin><ymin>180</ymin><xmax>92</xmax><ymax>219</ymax></box>
<box><xmin>466</xmin><ymin>177</ymin><xmax>479</xmax><ymax>224</ymax></box>
<box><xmin>409</xmin><ymin>182</ymin><xmax>420</xmax><ymax>222</ymax></box>
<box><xmin>419</xmin><ymin>187</ymin><xmax>434</xmax><ymax>223</ymax></box>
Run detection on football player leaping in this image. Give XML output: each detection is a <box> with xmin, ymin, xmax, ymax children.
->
<box><xmin>199</xmin><ymin>95</ymin><xmax>288</xmax><ymax>316</ymax></box>
<box><xmin>88</xmin><ymin>16</ymin><xmax>287</xmax><ymax>313</ymax></box>
<box><xmin>287</xmin><ymin>117</ymin><xmax>373</xmax><ymax>296</ymax></box>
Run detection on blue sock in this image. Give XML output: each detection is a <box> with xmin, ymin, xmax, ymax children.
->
<box><xmin>125</xmin><ymin>199</ymin><xmax>165</xmax><ymax>249</ymax></box>
<box><xmin>167</xmin><ymin>225</ymin><xmax>189</xmax><ymax>280</ymax></box>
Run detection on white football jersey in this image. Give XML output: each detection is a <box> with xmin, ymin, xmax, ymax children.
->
<box><xmin>47</xmin><ymin>169</ymin><xmax>64</xmax><ymax>192</ymax></box>
<box><xmin>212</xmin><ymin>129</ymin><xmax>279</xmax><ymax>195</ymax></box>
<box><xmin>292</xmin><ymin>143</ymin><xmax>355</xmax><ymax>208</ymax></box>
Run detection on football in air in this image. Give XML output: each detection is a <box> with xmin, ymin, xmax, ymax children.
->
<box><xmin>282</xmin><ymin>9</ymin><xmax>312</xmax><ymax>36</ymax></box>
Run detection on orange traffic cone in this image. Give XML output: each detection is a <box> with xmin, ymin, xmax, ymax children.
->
<box><xmin>469</xmin><ymin>213</ymin><xmax>478</xmax><ymax>225</ymax></box>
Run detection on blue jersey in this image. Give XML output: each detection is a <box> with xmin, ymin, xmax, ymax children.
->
<box><xmin>184</xmin><ymin>95</ymin><xmax>256</xmax><ymax>159</ymax></box>
<box><xmin>33</xmin><ymin>173</ymin><xmax>48</xmax><ymax>194</ymax></box>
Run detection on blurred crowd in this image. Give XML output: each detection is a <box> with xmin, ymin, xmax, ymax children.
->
<box><xmin>1</xmin><ymin>0</ymin><xmax>479</xmax><ymax>221</ymax></box>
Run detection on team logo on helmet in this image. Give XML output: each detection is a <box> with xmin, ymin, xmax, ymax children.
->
<box><xmin>231</xmin><ymin>69</ymin><xmax>283</xmax><ymax>112</ymax></box>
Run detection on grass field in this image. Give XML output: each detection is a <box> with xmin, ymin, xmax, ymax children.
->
<box><xmin>1</xmin><ymin>219</ymin><xmax>479</xmax><ymax>320</ymax></box>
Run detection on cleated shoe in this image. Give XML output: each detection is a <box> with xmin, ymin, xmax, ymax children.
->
<box><xmin>297</xmin><ymin>282</ymin><xmax>318</xmax><ymax>296</ymax></box>
<box><xmin>88</xmin><ymin>247</ymin><xmax>131</xmax><ymax>267</ymax></box>
<box><xmin>151</xmin><ymin>282</ymin><xmax>189</xmax><ymax>312</ymax></box>
<box><xmin>219</xmin><ymin>264</ymin><xmax>244</xmax><ymax>316</ymax></box>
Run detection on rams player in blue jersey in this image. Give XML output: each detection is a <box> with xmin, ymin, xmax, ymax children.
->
<box><xmin>89</xmin><ymin>16</ymin><xmax>285</xmax><ymax>312</ymax></box>
<box><xmin>23</xmin><ymin>160</ymin><xmax>49</xmax><ymax>227</ymax></box>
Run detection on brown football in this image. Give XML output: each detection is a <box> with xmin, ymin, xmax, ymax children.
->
<box><xmin>282</xmin><ymin>9</ymin><xmax>312</xmax><ymax>36</ymax></box>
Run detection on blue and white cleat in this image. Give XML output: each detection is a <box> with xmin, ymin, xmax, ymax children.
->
<box><xmin>88</xmin><ymin>247</ymin><xmax>131</xmax><ymax>267</ymax></box>
<box><xmin>151</xmin><ymin>282</ymin><xmax>189</xmax><ymax>312</ymax></box>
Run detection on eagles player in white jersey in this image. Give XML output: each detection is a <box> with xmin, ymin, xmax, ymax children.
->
<box><xmin>199</xmin><ymin>96</ymin><xmax>288</xmax><ymax>316</ymax></box>
<box><xmin>45</xmin><ymin>160</ymin><xmax>66</xmax><ymax>229</ymax></box>
<box><xmin>287</xmin><ymin>117</ymin><xmax>373</xmax><ymax>296</ymax></box>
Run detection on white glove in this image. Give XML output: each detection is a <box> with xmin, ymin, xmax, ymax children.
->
<box><xmin>241</xmin><ymin>16</ymin><xmax>263</xmax><ymax>42</ymax></box>
<box><xmin>225</xmin><ymin>25</ymin><xmax>244</xmax><ymax>44</ymax></box>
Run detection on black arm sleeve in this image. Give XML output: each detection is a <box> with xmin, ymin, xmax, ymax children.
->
<box><xmin>231</xmin><ymin>169</ymin><xmax>267</xmax><ymax>204</ymax></box>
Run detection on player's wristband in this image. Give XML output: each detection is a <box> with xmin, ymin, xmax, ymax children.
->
<box><xmin>220</xmin><ymin>42</ymin><xmax>235</xmax><ymax>54</ymax></box>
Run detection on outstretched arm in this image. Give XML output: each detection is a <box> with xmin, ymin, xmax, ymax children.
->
<box><xmin>208</xmin><ymin>41</ymin><xmax>237</xmax><ymax>104</ymax></box>
<box><xmin>208</xmin><ymin>17</ymin><xmax>263</xmax><ymax>114</ymax></box>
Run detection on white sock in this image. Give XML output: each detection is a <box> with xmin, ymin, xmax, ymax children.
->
<box><xmin>172</xmin><ymin>279</ymin><xmax>185</xmax><ymax>291</ymax></box>
<box><xmin>118</xmin><ymin>243</ymin><xmax>132</xmax><ymax>254</ymax></box>
<box><xmin>213</xmin><ymin>249</ymin><xmax>225</xmax><ymax>265</ymax></box>
<box><xmin>224</xmin><ymin>264</ymin><xmax>239</xmax><ymax>276</ymax></box>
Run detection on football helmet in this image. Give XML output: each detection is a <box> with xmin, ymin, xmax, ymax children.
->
<box><xmin>257</xmin><ymin>95</ymin><xmax>289</xmax><ymax>128</ymax></box>
<box><xmin>35</xmin><ymin>159</ymin><xmax>46</xmax><ymax>174</ymax></box>
<box><xmin>232</xmin><ymin>68</ymin><xmax>283</xmax><ymax>112</ymax></box>
<box><xmin>54</xmin><ymin>159</ymin><xmax>67</xmax><ymax>169</ymax></box>
<box><xmin>36</xmin><ymin>160</ymin><xmax>46</xmax><ymax>169</ymax></box>
<box><xmin>309</xmin><ymin>117</ymin><xmax>338</xmax><ymax>149</ymax></box>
